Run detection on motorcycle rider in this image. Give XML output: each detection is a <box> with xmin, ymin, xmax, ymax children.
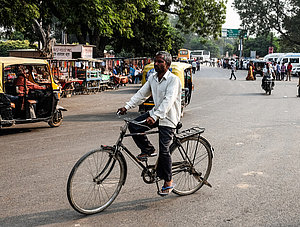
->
<box><xmin>262</xmin><ymin>63</ymin><xmax>275</xmax><ymax>90</ymax></box>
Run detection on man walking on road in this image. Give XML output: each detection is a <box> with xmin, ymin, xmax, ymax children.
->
<box><xmin>286</xmin><ymin>62</ymin><xmax>292</xmax><ymax>81</ymax></box>
<box><xmin>117</xmin><ymin>51</ymin><xmax>182</xmax><ymax>196</ymax></box>
<box><xmin>192</xmin><ymin>60</ymin><xmax>197</xmax><ymax>74</ymax></box>
<box><xmin>229</xmin><ymin>62</ymin><xmax>236</xmax><ymax>80</ymax></box>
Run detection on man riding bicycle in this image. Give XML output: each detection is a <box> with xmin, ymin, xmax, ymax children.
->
<box><xmin>118</xmin><ymin>51</ymin><xmax>182</xmax><ymax>196</ymax></box>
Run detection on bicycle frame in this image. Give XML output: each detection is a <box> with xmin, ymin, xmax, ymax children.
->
<box><xmin>114</xmin><ymin>120</ymin><xmax>160</xmax><ymax>173</ymax></box>
<box><xmin>67</xmin><ymin>119</ymin><xmax>213</xmax><ymax>214</ymax></box>
<box><xmin>111</xmin><ymin>120</ymin><xmax>205</xmax><ymax>186</ymax></box>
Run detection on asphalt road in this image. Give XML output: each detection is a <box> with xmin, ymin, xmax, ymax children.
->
<box><xmin>1</xmin><ymin>66</ymin><xmax>300</xmax><ymax>227</ymax></box>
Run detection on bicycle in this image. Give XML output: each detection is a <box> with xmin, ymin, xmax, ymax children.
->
<box><xmin>67</xmin><ymin>118</ymin><xmax>214</xmax><ymax>215</ymax></box>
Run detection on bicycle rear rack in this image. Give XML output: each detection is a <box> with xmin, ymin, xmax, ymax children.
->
<box><xmin>175</xmin><ymin>126</ymin><xmax>205</xmax><ymax>140</ymax></box>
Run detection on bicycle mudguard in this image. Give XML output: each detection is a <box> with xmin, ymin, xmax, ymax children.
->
<box><xmin>199</xmin><ymin>136</ymin><xmax>215</xmax><ymax>159</ymax></box>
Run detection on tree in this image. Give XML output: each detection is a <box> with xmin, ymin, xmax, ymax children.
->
<box><xmin>240</xmin><ymin>34</ymin><xmax>280</xmax><ymax>58</ymax></box>
<box><xmin>234</xmin><ymin>0</ymin><xmax>300</xmax><ymax>46</ymax></box>
<box><xmin>160</xmin><ymin>0</ymin><xmax>226</xmax><ymax>38</ymax></box>
<box><xmin>0</xmin><ymin>40</ymin><xmax>35</xmax><ymax>56</ymax></box>
<box><xmin>111</xmin><ymin>7</ymin><xmax>185</xmax><ymax>57</ymax></box>
<box><xmin>0</xmin><ymin>0</ymin><xmax>227</xmax><ymax>57</ymax></box>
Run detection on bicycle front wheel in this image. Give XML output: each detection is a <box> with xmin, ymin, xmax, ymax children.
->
<box><xmin>170</xmin><ymin>136</ymin><xmax>213</xmax><ymax>196</ymax></box>
<box><xmin>67</xmin><ymin>147</ymin><xmax>126</xmax><ymax>214</ymax></box>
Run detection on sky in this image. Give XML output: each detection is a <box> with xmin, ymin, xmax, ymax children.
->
<box><xmin>222</xmin><ymin>0</ymin><xmax>241</xmax><ymax>29</ymax></box>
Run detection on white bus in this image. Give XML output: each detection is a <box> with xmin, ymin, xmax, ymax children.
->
<box><xmin>190</xmin><ymin>50</ymin><xmax>210</xmax><ymax>62</ymax></box>
<box><xmin>278</xmin><ymin>53</ymin><xmax>300</xmax><ymax>68</ymax></box>
<box><xmin>263</xmin><ymin>53</ymin><xmax>286</xmax><ymax>63</ymax></box>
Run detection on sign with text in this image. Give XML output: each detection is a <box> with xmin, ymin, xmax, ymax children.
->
<box><xmin>52</xmin><ymin>46</ymin><xmax>72</xmax><ymax>60</ymax></box>
<box><xmin>81</xmin><ymin>46</ymin><xmax>93</xmax><ymax>59</ymax></box>
<box><xmin>223</xmin><ymin>29</ymin><xmax>247</xmax><ymax>38</ymax></box>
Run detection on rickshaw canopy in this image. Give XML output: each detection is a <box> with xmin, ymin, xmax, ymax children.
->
<box><xmin>0</xmin><ymin>57</ymin><xmax>59</xmax><ymax>93</ymax></box>
<box><xmin>141</xmin><ymin>62</ymin><xmax>192</xmax><ymax>89</ymax></box>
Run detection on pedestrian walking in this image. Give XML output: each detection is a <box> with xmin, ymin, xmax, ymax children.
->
<box><xmin>192</xmin><ymin>60</ymin><xmax>197</xmax><ymax>74</ymax></box>
<box><xmin>276</xmin><ymin>62</ymin><xmax>281</xmax><ymax>80</ymax></box>
<box><xmin>196</xmin><ymin>60</ymin><xmax>200</xmax><ymax>71</ymax></box>
<box><xmin>246</xmin><ymin>61</ymin><xmax>255</xmax><ymax>80</ymax></box>
<box><xmin>280</xmin><ymin>63</ymin><xmax>286</xmax><ymax>81</ymax></box>
<box><xmin>229</xmin><ymin>62</ymin><xmax>236</xmax><ymax>80</ymax></box>
<box><xmin>297</xmin><ymin>73</ymin><xmax>300</xmax><ymax>97</ymax></box>
<box><xmin>286</xmin><ymin>62</ymin><xmax>292</xmax><ymax>81</ymax></box>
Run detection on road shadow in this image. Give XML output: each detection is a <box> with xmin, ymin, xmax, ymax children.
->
<box><xmin>113</xmin><ymin>87</ymin><xmax>140</xmax><ymax>95</ymax></box>
<box><xmin>0</xmin><ymin>209</ymin><xmax>79</xmax><ymax>227</ymax></box>
<box><xmin>227</xmin><ymin>92</ymin><xmax>264</xmax><ymax>96</ymax></box>
<box><xmin>0</xmin><ymin>126</ymin><xmax>50</xmax><ymax>136</ymax></box>
<box><xmin>63</xmin><ymin>112</ymin><xmax>140</xmax><ymax>123</ymax></box>
<box><xmin>107</xmin><ymin>85</ymin><xmax>140</xmax><ymax>95</ymax></box>
<box><xmin>0</xmin><ymin>197</ymin><xmax>171</xmax><ymax>226</ymax></box>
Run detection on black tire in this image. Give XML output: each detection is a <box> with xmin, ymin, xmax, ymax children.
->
<box><xmin>67</xmin><ymin>147</ymin><xmax>126</xmax><ymax>214</ymax></box>
<box><xmin>48</xmin><ymin>110</ymin><xmax>63</xmax><ymax>127</ymax></box>
<box><xmin>170</xmin><ymin>136</ymin><xmax>213</xmax><ymax>196</ymax></box>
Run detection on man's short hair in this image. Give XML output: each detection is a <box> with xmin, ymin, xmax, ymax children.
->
<box><xmin>156</xmin><ymin>51</ymin><xmax>172</xmax><ymax>66</ymax></box>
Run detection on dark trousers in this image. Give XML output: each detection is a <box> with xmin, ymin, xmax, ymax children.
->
<box><xmin>128</xmin><ymin>112</ymin><xmax>174</xmax><ymax>181</ymax></box>
<box><xmin>276</xmin><ymin>72</ymin><xmax>281</xmax><ymax>81</ymax></box>
<box><xmin>230</xmin><ymin>71</ymin><xmax>236</xmax><ymax>80</ymax></box>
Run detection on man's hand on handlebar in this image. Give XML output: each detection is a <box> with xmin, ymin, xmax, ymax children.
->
<box><xmin>117</xmin><ymin>107</ymin><xmax>127</xmax><ymax>115</ymax></box>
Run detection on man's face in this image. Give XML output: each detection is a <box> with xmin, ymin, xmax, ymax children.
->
<box><xmin>154</xmin><ymin>55</ymin><xmax>169</xmax><ymax>74</ymax></box>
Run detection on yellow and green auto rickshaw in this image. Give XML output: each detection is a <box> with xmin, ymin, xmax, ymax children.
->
<box><xmin>0</xmin><ymin>57</ymin><xmax>66</xmax><ymax>128</ymax></box>
<box><xmin>139</xmin><ymin>61</ymin><xmax>193</xmax><ymax>114</ymax></box>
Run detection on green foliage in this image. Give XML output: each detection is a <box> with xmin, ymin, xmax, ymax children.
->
<box><xmin>0</xmin><ymin>0</ymin><xmax>227</xmax><ymax>57</ymax></box>
<box><xmin>112</xmin><ymin>8</ymin><xmax>184</xmax><ymax>57</ymax></box>
<box><xmin>224</xmin><ymin>43</ymin><xmax>234</xmax><ymax>57</ymax></box>
<box><xmin>0</xmin><ymin>40</ymin><xmax>36</xmax><ymax>56</ymax></box>
<box><xmin>240</xmin><ymin>34</ymin><xmax>280</xmax><ymax>58</ymax></box>
<box><xmin>234</xmin><ymin>0</ymin><xmax>300</xmax><ymax>47</ymax></box>
<box><xmin>160</xmin><ymin>0</ymin><xmax>227</xmax><ymax>38</ymax></box>
<box><xmin>0</xmin><ymin>1</ymin><xmax>39</xmax><ymax>33</ymax></box>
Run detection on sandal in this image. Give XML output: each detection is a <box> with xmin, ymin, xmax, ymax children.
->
<box><xmin>158</xmin><ymin>183</ymin><xmax>176</xmax><ymax>196</ymax></box>
<box><xmin>136</xmin><ymin>152</ymin><xmax>157</xmax><ymax>161</ymax></box>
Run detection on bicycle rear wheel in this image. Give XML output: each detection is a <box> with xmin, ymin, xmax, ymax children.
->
<box><xmin>67</xmin><ymin>147</ymin><xmax>126</xmax><ymax>214</ymax></box>
<box><xmin>170</xmin><ymin>136</ymin><xmax>213</xmax><ymax>196</ymax></box>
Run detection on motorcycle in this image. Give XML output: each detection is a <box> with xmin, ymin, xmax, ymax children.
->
<box><xmin>261</xmin><ymin>76</ymin><xmax>274</xmax><ymax>95</ymax></box>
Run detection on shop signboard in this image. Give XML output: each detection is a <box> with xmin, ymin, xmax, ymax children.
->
<box><xmin>52</xmin><ymin>46</ymin><xmax>73</xmax><ymax>60</ymax></box>
<box><xmin>81</xmin><ymin>46</ymin><xmax>93</xmax><ymax>59</ymax></box>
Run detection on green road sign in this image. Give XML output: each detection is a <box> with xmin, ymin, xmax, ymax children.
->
<box><xmin>223</xmin><ymin>29</ymin><xmax>247</xmax><ymax>38</ymax></box>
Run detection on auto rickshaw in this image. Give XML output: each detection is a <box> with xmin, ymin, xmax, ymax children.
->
<box><xmin>0</xmin><ymin>57</ymin><xmax>66</xmax><ymax>128</ymax></box>
<box><xmin>138</xmin><ymin>61</ymin><xmax>193</xmax><ymax>114</ymax></box>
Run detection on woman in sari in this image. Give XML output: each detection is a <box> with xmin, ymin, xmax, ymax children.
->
<box><xmin>246</xmin><ymin>61</ymin><xmax>255</xmax><ymax>80</ymax></box>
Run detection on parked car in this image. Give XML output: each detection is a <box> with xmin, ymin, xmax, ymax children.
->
<box><xmin>291</xmin><ymin>65</ymin><xmax>300</xmax><ymax>76</ymax></box>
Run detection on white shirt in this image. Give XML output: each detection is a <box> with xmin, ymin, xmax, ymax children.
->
<box><xmin>263</xmin><ymin>67</ymin><xmax>274</xmax><ymax>77</ymax></box>
<box><xmin>125</xmin><ymin>70</ymin><xmax>182</xmax><ymax>128</ymax></box>
<box><xmin>192</xmin><ymin>61</ymin><xmax>197</xmax><ymax>67</ymax></box>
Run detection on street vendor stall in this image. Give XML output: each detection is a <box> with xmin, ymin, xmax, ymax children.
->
<box><xmin>49</xmin><ymin>59</ymin><xmax>84</xmax><ymax>97</ymax></box>
<box><xmin>75</xmin><ymin>58</ymin><xmax>108</xmax><ymax>94</ymax></box>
